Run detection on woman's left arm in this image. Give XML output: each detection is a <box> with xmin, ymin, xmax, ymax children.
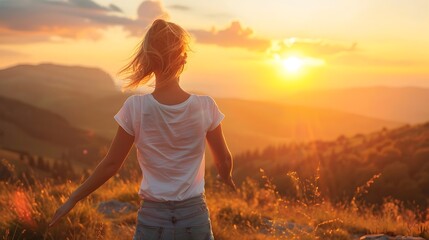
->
<box><xmin>49</xmin><ymin>126</ymin><xmax>134</xmax><ymax>227</ymax></box>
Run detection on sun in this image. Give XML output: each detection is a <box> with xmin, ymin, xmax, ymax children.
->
<box><xmin>283</xmin><ymin>56</ymin><xmax>303</xmax><ymax>73</ymax></box>
<box><xmin>270</xmin><ymin>53</ymin><xmax>325</xmax><ymax>81</ymax></box>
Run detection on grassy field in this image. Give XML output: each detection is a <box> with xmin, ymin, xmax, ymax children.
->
<box><xmin>1</xmin><ymin>161</ymin><xmax>428</xmax><ymax>240</ymax></box>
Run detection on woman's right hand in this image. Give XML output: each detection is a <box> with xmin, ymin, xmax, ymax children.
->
<box><xmin>225</xmin><ymin>177</ymin><xmax>237</xmax><ymax>192</ymax></box>
<box><xmin>48</xmin><ymin>198</ymin><xmax>77</xmax><ymax>227</ymax></box>
<box><xmin>217</xmin><ymin>174</ymin><xmax>237</xmax><ymax>192</ymax></box>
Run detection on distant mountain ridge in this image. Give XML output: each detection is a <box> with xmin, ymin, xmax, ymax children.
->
<box><xmin>0</xmin><ymin>95</ymin><xmax>109</xmax><ymax>159</ymax></box>
<box><xmin>0</xmin><ymin>63</ymin><xmax>403</xmax><ymax>155</ymax></box>
<box><xmin>282</xmin><ymin>86</ymin><xmax>429</xmax><ymax>123</ymax></box>
<box><xmin>215</xmin><ymin>97</ymin><xmax>400</xmax><ymax>152</ymax></box>
<box><xmin>0</xmin><ymin>63</ymin><xmax>126</xmax><ymax>136</ymax></box>
<box><xmin>0</xmin><ymin>63</ymin><xmax>118</xmax><ymax>107</ymax></box>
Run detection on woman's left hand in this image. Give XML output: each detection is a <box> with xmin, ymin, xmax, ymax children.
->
<box><xmin>48</xmin><ymin>198</ymin><xmax>77</xmax><ymax>227</ymax></box>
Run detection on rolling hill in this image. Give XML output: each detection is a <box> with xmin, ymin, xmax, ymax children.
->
<box><xmin>230</xmin><ymin>120</ymin><xmax>429</xmax><ymax>208</ymax></box>
<box><xmin>0</xmin><ymin>63</ymin><xmax>402</xmax><ymax>155</ymax></box>
<box><xmin>0</xmin><ymin>63</ymin><xmax>129</xmax><ymax>137</ymax></box>
<box><xmin>215</xmin><ymin>98</ymin><xmax>400</xmax><ymax>153</ymax></box>
<box><xmin>0</xmin><ymin>95</ymin><xmax>109</xmax><ymax>161</ymax></box>
<box><xmin>0</xmin><ymin>63</ymin><xmax>118</xmax><ymax>102</ymax></box>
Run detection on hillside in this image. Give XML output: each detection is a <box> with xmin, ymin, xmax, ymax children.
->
<box><xmin>2</xmin><ymin>119</ymin><xmax>429</xmax><ymax>239</ymax></box>
<box><xmin>230</xmin><ymin>121</ymin><xmax>429</xmax><ymax>208</ymax></box>
<box><xmin>281</xmin><ymin>86</ymin><xmax>429</xmax><ymax>123</ymax></box>
<box><xmin>0</xmin><ymin>63</ymin><xmax>118</xmax><ymax>102</ymax></box>
<box><xmin>0</xmin><ymin>95</ymin><xmax>109</xmax><ymax>162</ymax></box>
<box><xmin>1</xmin><ymin>118</ymin><xmax>429</xmax><ymax>239</ymax></box>
<box><xmin>0</xmin><ymin>64</ymin><xmax>403</xmax><ymax>155</ymax></box>
<box><xmin>216</xmin><ymin>98</ymin><xmax>400</xmax><ymax>153</ymax></box>
<box><xmin>0</xmin><ymin>63</ymin><xmax>123</xmax><ymax>133</ymax></box>
<box><xmin>0</xmin><ymin>63</ymin><xmax>131</xmax><ymax>140</ymax></box>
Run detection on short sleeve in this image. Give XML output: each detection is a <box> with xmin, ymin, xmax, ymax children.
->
<box><xmin>114</xmin><ymin>96</ymin><xmax>135</xmax><ymax>136</ymax></box>
<box><xmin>207</xmin><ymin>97</ymin><xmax>225</xmax><ymax>131</ymax></box>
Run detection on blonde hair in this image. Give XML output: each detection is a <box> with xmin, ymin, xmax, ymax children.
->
<box><xmin>119</xmin><ymin>19</ymin><xmax>190</xmax><ymax>90</ymax></box>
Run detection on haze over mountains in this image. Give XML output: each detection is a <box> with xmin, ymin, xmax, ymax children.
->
<box><xmin>0</xmin><ymin>95</ymin><xmax>108</xmax><ymax>159</ymax></box>
<box><xmin>0</xmin><ymin>64</ymin><xmax>127</xmax><ymax>137</ymax></box>
<box><xmin>282</xmin><ymin>86</ymin><xmax>429</xmax><ymax>123</ymax></box>
<box><xmin>1</xmin><ymin>63</ymin><xmax>425</xmax><ymax>158</ymax></box>
<box><xmin>215</xmin><ymin>98</ymin><xmax>399</xmax><ymax>152</ymax></box>
<box><xmin>0</xmin><ymin>63</ymin><xmax>118</xmax><ymax>102</ymax></box>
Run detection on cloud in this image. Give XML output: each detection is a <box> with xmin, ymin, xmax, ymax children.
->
<box><xmin>168</xmin><ymin>4</ymin><xmax>190</xmax><ymax>11</ymax></box>
<box><xmin>51</xmin><ymin>0</ymin><xmax>122</xmax><ymax>12</ymax></box>
<box><xmin>108</xmin><ymin>4</ymin><xmax>122</xmax><ymax>12</ymax></box>
<box><xmin>0</xmin><ymin>0</ymin><xmax>355</xmax><ymax>58</ymax></box>
<box><xmin>189</xmin><ymin>21</ymin><xmax>271</xmax><ymax>51</ymax></box>
<box><xmin>125</xmin><ymin>0</ymin><xmax>169</xmax><ymax>36</ymax></box>
<box><xmin>0</xmin><ymin>0</ymin><xmax>266</xmax><ymax>51</ymax></box>
<box><xmin>269</xmin><ymin>38</ymin><xmax>357</xmax><ymax>58</ymax></box>
<box><xmin>0</xmin><ymin>0</ymin><xmax>168</xmax><ymax>43</ymax></box>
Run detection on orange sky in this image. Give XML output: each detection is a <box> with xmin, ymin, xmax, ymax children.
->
<box><xmin>0</xmin><ymin>0</ymin><xmax>428</xmax><ymax>100</ymax></box>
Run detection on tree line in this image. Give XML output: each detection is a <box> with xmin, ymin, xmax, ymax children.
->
<box><xmin>228</xmin><ymin>122</ymin><xmax>429</xmax><ymax>210</ymax></box>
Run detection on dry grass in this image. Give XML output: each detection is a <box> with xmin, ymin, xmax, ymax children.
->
<box><xmin>1</xmin><ymin>159</ymin><xmax>428</xmax><ymax>240</ymax></box>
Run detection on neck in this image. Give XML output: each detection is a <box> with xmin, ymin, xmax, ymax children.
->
<box><xmin>153</xmin><ymin>77</ymin><xmax>182</xmax><ymax>92</ymax></box>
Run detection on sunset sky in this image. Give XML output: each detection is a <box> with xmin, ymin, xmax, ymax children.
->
<box><xmin>0</xmin><ymin>0</ymin><xmax>428</xmax><ymax>100</ymax></box>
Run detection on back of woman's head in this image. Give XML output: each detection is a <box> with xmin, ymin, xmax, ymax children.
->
<box><xmin>120</xmin><ymin>19</ymin><xmax>190</xmax><ymax>90</ymax></box>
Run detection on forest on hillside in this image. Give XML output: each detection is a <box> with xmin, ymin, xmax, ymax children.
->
<box><xmin>0</xmin><ymin>95</ymin><xmax>111</xmax><ymax>167</ymax></box>
<box><xmin>231</xmin><ymin>122</ymin><xmax>429</xmax><ymax>210</ymax></box>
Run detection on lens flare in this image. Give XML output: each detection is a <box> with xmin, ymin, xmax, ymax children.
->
<box><xmin>11</xmin><ymin>189</ymin><xmax>37</xmax><ymax>229</ymax></box>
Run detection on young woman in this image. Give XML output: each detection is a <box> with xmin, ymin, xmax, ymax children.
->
<box><xmin>49</xmin><ymin>19</ymin><xmax>236</xmax><ymax>240</ymax></box>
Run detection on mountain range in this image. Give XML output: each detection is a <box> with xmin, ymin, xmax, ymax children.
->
<box><xmin>1</xmin><ymin>63</ymin><xmax>423</xmax><ymax>158</ymax></box>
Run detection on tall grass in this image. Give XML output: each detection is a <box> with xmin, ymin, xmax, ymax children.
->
<box><xmin>1</xmin><ymin>158</ymin><xmax>428</xmax><ymax>239</ymax></box>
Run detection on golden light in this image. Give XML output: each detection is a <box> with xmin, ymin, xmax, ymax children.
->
<box><xmin>269</xmin><ymin>48</ymin><xmax>326</xmax><ymax>90</ymax></box>
<box><xmin>271</xmin><ymin>54</ymin><xmax>326</xmax><ymax>76</ymax></box>
<box><xmin>11</xmin><ymin>189</ymin><xmax>36</xmax><ymax>229</ymax></box>
<box><xmin>283</xmin><ymin>56</ymin><xmax>303</xmax><ymax>73</ymax></box>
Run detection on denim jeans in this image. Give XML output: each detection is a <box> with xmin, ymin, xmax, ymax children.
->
<box><xmin>133</xmin><ymin>194</ymin><xmax>215</xmax><ymax>240</ymax></box>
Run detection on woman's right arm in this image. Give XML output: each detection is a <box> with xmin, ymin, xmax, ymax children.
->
<box><xmin>206</xmin><ymin>123</ymin><xmax>236</xmax><ymax>190</ymax></box>
<box><xmin>49</xmin><ymin>126</ymin><xmax>134</xmax><ymax>227</ymax></box>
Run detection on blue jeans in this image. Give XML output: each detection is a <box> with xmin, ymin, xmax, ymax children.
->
<box><xmin>133</xmin><ymin>194</ymin><xmax>215</xmax><ymax>240</ymax></box>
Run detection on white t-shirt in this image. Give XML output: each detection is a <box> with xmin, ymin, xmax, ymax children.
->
<box><xmin>114</xmin><ymin>93</ymin><xmax>224</xmax><ymax>201</ymax></box>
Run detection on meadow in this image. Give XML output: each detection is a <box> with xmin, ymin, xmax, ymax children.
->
<box><xmin>2</xmin><ymin>117</ymin><xmax>429</xmax><ymax>239</ymax></box>
<box><xmin>1</xmin><ymin>155</ymin><xmax>428</xmax><ymax>240</ymax></box>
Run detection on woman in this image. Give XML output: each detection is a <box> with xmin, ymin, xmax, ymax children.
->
<box><xmin>49</xmin><ymin>19</ymin><xmax>236</xmax><ymax>239</ymax></box>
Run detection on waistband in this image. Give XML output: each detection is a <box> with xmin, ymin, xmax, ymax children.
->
<box><xmin>141</xmin><ymin>194</ymin><xmax>206</xmax><ymax>209</ymax></box>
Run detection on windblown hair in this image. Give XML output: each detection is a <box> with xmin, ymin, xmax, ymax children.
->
<box><xmin>119</xmin><ymin>19</ymin><xmax>190</xmax><ymax>90</ymax></box>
